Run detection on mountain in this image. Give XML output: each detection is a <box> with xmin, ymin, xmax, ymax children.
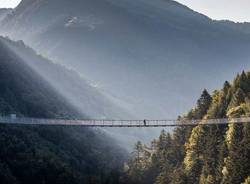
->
<box><xmin>0</xmin><ymin>8</ymin><xmax>11</xmax><ymax>21</ymax></box>
<box><xmin>0</xmin><ymin>36</ymin><xmax>129</xmax><ymax>119</ymax></box>
<box><xmin>218</xmin><ymin>20</ymin><xmax>250</xmax><ymax>34</ymax></box>
<box><xmin>0</xmin><ymin>36</ymin><xmax>150</xmax><ymax>149</ymax></box>
<box><xmin>0</xmin><ymin>37</ymin><xmax>80</xmax><ymax>118</ymax></box>
<box><xmin>0</xmin><ymin>36</ymin><xmax>126</xmax><ymax>184</ymax></box>
<box><xmin>123</xmin><ymin>71</ymin><xmax>250</xmax><ymax>184</ymax></box>
<box><xmin>1</xmin><ymin>0</ymin><xmax>250</xmax><ymax>118</ymax></box>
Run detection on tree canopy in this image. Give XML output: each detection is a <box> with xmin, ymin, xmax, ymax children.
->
<box><xmin>123</xmin><ymin>71</ymin><xmax>250</xmax><ymax>184</ymax></box>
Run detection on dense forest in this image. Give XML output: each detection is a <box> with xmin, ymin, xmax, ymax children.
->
<box><xmin>123</xmin><ymin>71</ymin><xmax>250</xmax><ymax>184</ymax></box>
<box><xmin>0</xmin><ymin>36</ymin><xmax>126</xmax><ymax>184</ymax></box>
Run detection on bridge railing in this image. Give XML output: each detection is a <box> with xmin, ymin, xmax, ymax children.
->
<box><xmin>0</xmin><ymin>116</ymin><xmax>249</xmax><ymax>127</ymax></box>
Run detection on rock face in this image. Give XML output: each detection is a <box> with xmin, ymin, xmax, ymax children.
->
<box><xmin>1</xmin><ymin>0</ymin><xmax>250</xmax><ymax>119</ymax></box>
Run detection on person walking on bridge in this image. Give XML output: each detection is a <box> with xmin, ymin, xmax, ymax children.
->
<box><xmin>143</xmin><ymin>119</ymin><xmax>147</xmax><ymax>126</ymax></box>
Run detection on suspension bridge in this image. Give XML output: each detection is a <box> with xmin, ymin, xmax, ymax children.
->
<box><xmin>0</xmin><ymin>116</ymin><xmax>250</xmax><ymax>127</ymax></box>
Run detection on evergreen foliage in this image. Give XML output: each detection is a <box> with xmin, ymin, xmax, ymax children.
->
<box><xmin>124</xmin><ymin>71</ymin><xmax>250</xmax><ymax>184</ymax></box>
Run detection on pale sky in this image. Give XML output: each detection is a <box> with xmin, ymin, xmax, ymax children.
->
<box><xmin>176</xmin><ymin>0</ymin><xmax>250</xmax><ymax>22</ymax></box>
<box><xmin>0</xmin><ymin>0</ymin><xmax>21</xmax><ymax>8</ymax></box>
<box><xmin>0</xmin><ymin>0</ymin><xmax>249</xmax><ymax>22</ymax></box>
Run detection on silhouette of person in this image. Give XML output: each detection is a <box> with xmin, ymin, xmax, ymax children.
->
<box><xmin>143</xmin><ymin>119</ymin><xmax>146</xmax><ymax>126</ymax></box>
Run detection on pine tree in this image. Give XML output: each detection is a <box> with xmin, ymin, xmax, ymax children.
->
<box><xmin>228</xmin><ymin>88</ymin><xmax>246</xmax><ymax>111</ymax></box>
<box><xmin>223</xmin><ymin>81</ymin><xmax>231</xmax><ymax>94</ymax></box>
<box><xmin>126</xmin><ymin>141</ymin><xmax>145</xmax><ymax>183</ymax></box>
<box><xmin>195</xmin><ymin>89</ymin><xmax>212</xmax><ymax>119</ymax></box>
<box><xmin>184</xmin><ymin>125</ymin><xmax>206</xmax><ymax>183</ymax></box>
<box><xmin>242</xmin><ymin>176</ymin><xmax>250</xmax><ymax>184</ymax></box>
<box><xmin>222</xmin><ymin>104</ymin><xmax>250</xmax><ymax>184</ymax></box>
<box><xmin>237</xmin><ymin>71</ymin><xmax>249</xmax><ymax>91</ymax></box>
<box><xmin>125</xmin><ymin>70</ymin><xmax>250</xmax><ymax>184</ymax></box>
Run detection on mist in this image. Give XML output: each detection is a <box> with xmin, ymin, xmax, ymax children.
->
<box><xmin>1</xmin><ymin>0</ymin><xmax>250</xmax><ymax>149</ymax></box>
<box><xmin>1</xmin><ymin>36</ymin><xmax>163</xmax><ymax>150</ymax></box>
<box><xmin>1</xmin><ymin>0</ymin><xmax>250</xmax><ymax>120</ymax></box>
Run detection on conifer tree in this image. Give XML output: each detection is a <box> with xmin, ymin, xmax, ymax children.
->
<box><xmin>222</xmin><ymin>103</ymin><xmax>250</xmax><ymax>184</ymax></box>
<box><xmin>228</xmin><ymin>88</ymin><xmax>246</xmax><ymax>111</ymax></box>
<box><xmin>243</xmin><ymin>176</ymin><xmax>250</xmax><ymax>184</ymax></box>
<box><xmin>236</xmin><ymin>71</ymin><xmax>249</xmax><ymax>91</ymax></box>
<box><xmin>195</xmin><ymin>89</ymin><xmax>212</xmax><ymax>119</ymax></box>
<box><xmin>125</xmin><ymin>71</ymin><xmax>250</xmax><ymax>184</ymax></box>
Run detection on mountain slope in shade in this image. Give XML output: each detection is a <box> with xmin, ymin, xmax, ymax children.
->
<box><xmin>0</xmin><ymin>8</ymin><xmax>11</xmax><ymax>21</ymax></box>
<box><xmin>0</xmin><ymin>36</ymin><xmax>126</xmax><ymax>184</ymax></box>
<box><xmin>0</xmin><ymin>36</ymin><xmax>130</xmax><ymax>119</ymax></box>
<box><xmin>0</xmin><ymin>36</ymin><xmax>81</xmax><ymax>118</ymax></box>
<box><xmin>0</xmin><ymin>36</ymin><xmax>142</xmax><ymax>150</ymax></box>
<box><xmin>1</xmin><ymin>0</ymin><xmax>250</xmax><ymax>119</ymax></box>
<box><xmin>2</xmin><ymin>35</ymin><xmax>160</xmax><ymax>151</ymax></box>
<box><xmin>217</xmin><ymin>20</ymin><xmax>250</xmax><ymax>34</ymax></box>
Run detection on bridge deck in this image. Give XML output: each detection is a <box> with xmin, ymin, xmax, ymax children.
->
<box><xmin>0</xmin><ymin>117</ymin><xmax>250</xmax><ymax>127</ymax></box>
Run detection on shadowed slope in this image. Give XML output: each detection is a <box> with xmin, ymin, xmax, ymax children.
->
<box><xmin>0</xmin><ymin>36</ymin><xmax>126</xmax><ymax>184</ymax></box>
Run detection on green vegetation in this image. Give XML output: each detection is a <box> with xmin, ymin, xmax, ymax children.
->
<box><xmin>0</xmin><ymin>125</ymin><xmax>125</xmax><ymax>184</ymax></box>
<box><xmin>0</xmin><ymin>37</ymin><xmax>126</xmax><ymax>184</ymax></box>
<box><xmin>124</xmin><ymin>71</ymin><xmax>250</xmax><ymax>184</ymax></box>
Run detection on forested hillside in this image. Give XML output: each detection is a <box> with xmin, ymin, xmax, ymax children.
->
<box><xmin>0</xmin><ymin>35</ymin><xmax>126</xmax><ymax>184</ymax></box>
<box><xmin>123</xmin><ymin>71</ymin><xmax>250</xmax><ymax>184</ymax></box>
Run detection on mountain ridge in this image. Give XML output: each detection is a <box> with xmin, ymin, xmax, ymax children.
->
<box><xmin>0</xmin><ymin>36</ymin><xmax>130</xmax><ymax>119</ymax></box>
<box><xmin>1</xmin><ymin>0</ymin><xmax>250</xmax><ymax>119</ymax></box>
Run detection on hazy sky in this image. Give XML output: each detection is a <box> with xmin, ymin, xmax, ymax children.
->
<box><xmin>177</xmin><ymin>0</ymin><xmax>250</xmax><ymax>22</ymax></box>
<box><xmin>0</xmin><ymin>0</ymin><xmax>21</xmax><ymax>8</ymax></box>
<box><xmin>0</xmin><ymin>0</ymin><xmax>249</xmax><ymax>22</ymax></box>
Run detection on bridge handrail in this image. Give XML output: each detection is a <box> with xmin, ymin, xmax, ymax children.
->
<box><xmin>0</xmin><ymin>116</ymin><xmax>249</xmax><ymax>127</ymax></box>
